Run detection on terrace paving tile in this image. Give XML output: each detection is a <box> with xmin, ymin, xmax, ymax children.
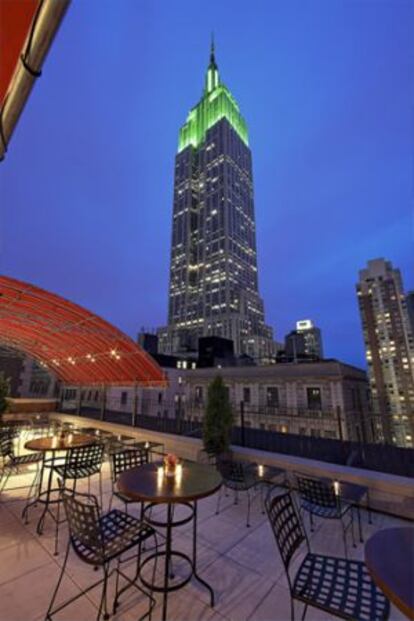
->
<box><xmin>0</xmin><ymin>453</ymin><xmax>412</xmax><ymax>621</ymax></box>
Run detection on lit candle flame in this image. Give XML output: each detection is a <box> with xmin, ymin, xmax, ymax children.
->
<box><xmin>258</xmin><ymin>464</ymin><xmax>264</xmax><ymax>477</ymax></box>
<box><xmin>333</xmin><ymin>480</ymin><xmax>340</xmax><ymax>496</ymax></box>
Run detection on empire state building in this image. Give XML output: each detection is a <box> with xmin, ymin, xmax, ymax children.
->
<box><xmin>158</xmin><ymin>42</ymin><xmax>274</xmax><ymax>359</ymax></box>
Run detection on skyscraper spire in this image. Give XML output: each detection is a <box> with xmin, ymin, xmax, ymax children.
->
<box><xmin>210</xmin><ymin>32</ymin><xmax>215</xmax><ymax>64</ymax></box>
<box><xmin>205</xmin><ymin>35</ymin><xmax>219</xmax><ymax>93</ymax></box>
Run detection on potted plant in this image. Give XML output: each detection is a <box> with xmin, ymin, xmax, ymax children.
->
<box><xmin>0</xmin><ymin>372</ymin><xmax>10</xmax><ymax>423</ymax></box>
<box><xmin>202</xmin><ymin>375</ymin><xmax>233</xmax><ymax>463</ymax></box>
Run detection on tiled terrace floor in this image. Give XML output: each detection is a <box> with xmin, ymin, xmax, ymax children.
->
<box><xmin>0</xmin><ymin>460</ymin><xmax>411</xmax><ymax>621</ymax></box>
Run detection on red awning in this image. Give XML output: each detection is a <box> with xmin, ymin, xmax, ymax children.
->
<box><xmin>0</xmin><ymin>0</ymin><xmax>39</xmax><ymax>106</ymax></box>
<box><xmin>0</xmin><ymin>275</ymin><xmax>167</xmax><ymax>387</ymax></box>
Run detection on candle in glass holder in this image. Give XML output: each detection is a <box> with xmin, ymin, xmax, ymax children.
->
<box><xmin>258</xmin><ymin>464</ymin><xmax>264</xmax><ymax>477</ymax></box>
<box><xmin>145</xmin><ymin>441</ymin><xmax>150</xmax><ymax>450</ymax></box>
<box><xmin>51</xmin><ymin>436</ymin><xmax>58</xmax><ymax>449</ymax></box>
<box><xmin>157</xmin><ymin>466</ymin><xmax>164</xmax><ymax>487</ymax></box>
<box><xmin>67</xmin><ymin>433</ymin><xmax>74</xmax><ymax>444</ymax></box>
<box><xmin>333</xmin><ymin>480</ymin><xmax>340</xmax><ymax>496</ymax></box>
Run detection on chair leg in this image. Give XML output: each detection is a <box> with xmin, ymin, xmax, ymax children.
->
<box><xmin>215</xmin><ymin>486</ymin><xmax>222</xmax><ymax>515</ymax></box>
<box><xmin>246</xmin><ymin>489</ymin><xmax>251</xmax><ymax>528</ymax></box>
<box><xmin>97</xmin><ymin>562</ymin><xmax>110</xmax><ymax>621</ymax></box>
<box><xmin>98</xmin><ymin>471</ymin><xmax>103</xmax><ymax>509</ymax></box>
<box><xmin>350</xmin><ymin>510</ymin><xmax>356</xmax><ymax>548</ymax></box>
<box><xmin>234</xmin><ymin>489</ymin><xmax>239</xmax><ymax>505</ymax></box>
<box><xmin>260</xmin><ymin>483</ymin><xmax>265</xmax><ymax>515</ymax></box>
<box><xmin>45</xmin><ymin>540</ymin><xmax>71</xmax><ymax>620</ymax></box>
<box><xmin>357</xmin><ymin>506</ymin><xmax>363</xmax><ymax>542</ymax></box>
<box><xmin>290</xmin><ymin>596</ymin><xmax>295</xmax><ymax>621</ymax></box>
<box><xmin>309</xmin><ymin>511</ymin><xmax>315</xmax><ymax>533</ymax></box>
<box><xmin>341</xmin><ymin>517</ymin><xmax>348</xmax><ymax>559</ymax></box>
<box><xmin>54</xmin><ymin>493</ymin><xmax>61</xmax><ymax>556</ymax></box>
<box><xmin>301</xmin><ymin>603</ymin><xmax>308</xmax><ymax>621</ymax></box>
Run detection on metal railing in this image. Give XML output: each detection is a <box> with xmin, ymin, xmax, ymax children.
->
<box><xmin>59</xmin><ymin>398</ymin><xmax>413</xmax><ymax>478</ymax></box>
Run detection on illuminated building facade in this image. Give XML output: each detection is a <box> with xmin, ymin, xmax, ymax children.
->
<box><xmin>357</xmin><ymin>258</ymin><xmax>414</xmax><ymax>447</ymax></box>
<box><xmin>158</xmin><ymin>42</ymin><xmax>274</xmax><ymax>359</ymax></box>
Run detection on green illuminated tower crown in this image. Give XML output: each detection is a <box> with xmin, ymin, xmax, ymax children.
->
<box><xmin>178</xmin><ymin>41</ymin><xmax>248</xmax><ymax>152</ymax></box>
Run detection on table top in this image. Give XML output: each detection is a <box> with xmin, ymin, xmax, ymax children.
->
<box><xmin>25</xmin><ymin>433</ymin><xmax>97</xmax><ymax>452</ymax></box>
<box><xmin>118</xmin><ymin>461</ymin><xmax>222</xmax><ymax>504</ymax></box>
<box><xmin>365</xmin><ymin>527</ymin><xmax>414</xmax><ymax>620</ymax></box>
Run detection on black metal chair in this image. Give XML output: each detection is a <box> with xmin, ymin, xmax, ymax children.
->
<box><xmin>109</xmin><ymin>447</ymin><xmax>148</xmax><ymax>512</ymax></box>
<box><xmin>51</xmin><ymin>443</ymin><xmax>105</xmax><ymax>554</ymax></box>
<box><xmin>295</xmin><ymin>474</ymin><xmax>355</xmax><ymax>557</ymax></box>
<box><xmin>265</xmin><ymin>488</ymin><xmax>390</xmax><ymax>621</ymax></box>
<box><xmin>0</xmin><ymin>434</ymin><xmax>42</xmax><ymax>499</ymax></box>
<box><xmin>216</xmin><ymin>458</ymin><xmax>257</xmax><ymax>527</ymax></box>
<box><xmin>45</xmin><ymin>488</ymin><xmax>158</xmax><ymax>621</ymax></box>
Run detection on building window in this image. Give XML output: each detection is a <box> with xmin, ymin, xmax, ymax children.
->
<box><xmin>121</xmin><ymin>391</ymin><xmax>128</xmax><ymax>406</ymax></box>
<box><xmin>266</xmin><ymin>387</ymin><xmax>279</xmax><ymax>407</ymax></box>
<box><xmin>158</xmin><ymin>392</ymin><xmax>163</xmax><ymax>404</ymax></box>
<box><xmin>195</xmin><ymin>386</ymin><xmax>203</xmax><ymax>402</ymax></box>
<box><xmin>307</xmin><ymin>387</ymin><xmax>322</xmax><ymax>410</ymax></box>
<box><xmin>95</xmin><ymin>391</ymin><xmax>99</xmax><ymax>401</ymax></box>
<box><xmin>243</xmin><ymin>387</ymin><xmax>251</xmax><ymax>403</ymax></box>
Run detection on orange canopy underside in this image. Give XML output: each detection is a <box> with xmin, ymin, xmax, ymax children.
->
<box><xmin>0</xmin><ymin>0</ymin><xmax>39</xmax><ymax>105</ymax></box>
<box><xmin>0</xmin><ymin>275</ymin><xmax>167</xmax><ymax>387</ymax></box>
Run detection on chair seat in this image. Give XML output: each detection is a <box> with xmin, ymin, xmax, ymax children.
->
<box><xmin>301</xmin><ymin>499</ymin><xmax>351</xmax><ymax>519</ymax></box>
<box><xmin>294</xmin><ymin>552</ymin><xmax>390</xmax><ymax>621</ymax></box>
<box><xmin>72</xmin><ymin>508</ymin><xmax>155</xmax><ymax>565</ymax></box>
<box><xmin>54</xmin><ymin>465</ymin><xmax>100</xmax><ymax>479</ymax></box>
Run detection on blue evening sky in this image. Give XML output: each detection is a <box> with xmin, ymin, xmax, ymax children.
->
<box><xmin>1</xmin><ymin>0</ymin><xmax>413</xmax><ymax>369</ymax></box>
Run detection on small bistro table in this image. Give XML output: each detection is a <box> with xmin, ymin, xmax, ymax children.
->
<box><xmin>117</xmin><ymin>460</ymin><xmax>222</xmax><ymax>621</ymax></box>
<box><xmin>23</xmin><ymin>434</ymin><xmax>97</xmax><ymax>536</ymax></box>
<box><xmin>365</xmin><ymin>527</ymin><xmax>414</xmax><ymax>620</ymax></box>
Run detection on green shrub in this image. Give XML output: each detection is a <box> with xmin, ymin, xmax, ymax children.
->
<box><xmin>203</xmin><ymin>375</ymin><xmax>233</xmax><ymax>457</ymax></box>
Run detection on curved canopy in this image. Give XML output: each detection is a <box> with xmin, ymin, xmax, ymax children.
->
<box><xmin>0</xmin><ymin>275</ymin><xmax>167</xmax><ymax>387</ymax></box>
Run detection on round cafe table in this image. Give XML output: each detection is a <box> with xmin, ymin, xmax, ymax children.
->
<box><xmin>22</xmin><ymin>434</ymin><xmax>97</xmax><ymax>537</ymax></box>
<box><xmin>117</xmin><ymin>461</ymin><xmax>222</xmax><ymax>621</ymax></box>
<box><xmin>365</xmin><ymin>527</ymin><xmax>414</xmax><ymax>620</ymax></box>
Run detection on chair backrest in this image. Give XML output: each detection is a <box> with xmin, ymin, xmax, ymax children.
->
<box><xmin>111</xmin><ymin>447</ymin><xmax>148</xmax><ymax>482</ymax></box>
<box><xmin>65</xmin><ymin>443</ymin><xmax>104</xmax><ymax>472</ymax></box>
<box><xmin>265</xmin><ymin>489</ymin><xmax>308</xmax><ymax>576</ymax></box>
<box><xmin>296</xmin><ymin>474</ymin><xmax>337</xmax><ymax>509</ymax></box>
<box><xmin>61</xmin><ymin>490</ymin><xmax>104</xmax><ymax>563</ymax></box>
<box><xmin>0</xmin><ymin>435</ymin><xmax>13</xmax><ymax>460</ymax></box>
<box><xmin>216</xmin><ymin>458</ymin><xmax>246</xmax><ymax>483</ymax></box>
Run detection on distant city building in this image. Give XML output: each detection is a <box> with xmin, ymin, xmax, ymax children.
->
<box><xmin>0</xmin><ymin>347</ymin><xmax>57</xmax><ymax>398</ymax></box>
<box><xmin>405</xmin><ymin>290</ymin><xmax>414</xmax><ymax>335</ymax></box>
<box><xmin>357</xmin><ymin>258</ymin><xmax>414</xmax><ymax>447</ymax></box>
<box><xmin>0</xmin><ymin>347</ymin><xmax>25</xmax><ymax>396</ymax></box>
<box><xmin>296</xmin><ymin>319</ymin><xmax>324</xmax><ymax>359</ymax></box>
<box><xmin>284</xmin><ymin>320</ymin><xmax>323</xmax><ymax>361</ymax></box>
<box><xmin>198</xmin><ymin>336</ymin><xmax>235</xmax><ymax>368</ymax></box>
<box><xmin>158</xmin><ymin>41</ymin><xmax>274</xmax><ymax>360</ymax></box>
<box><xmin>61</xmin><ymin>359</ymin><xmax>372</xmax><ymax>443</ymax></box>
<box><xmin>137</xmin><ymin>331</ymin><xmax>159</xmax><ymax>356</ymax></box>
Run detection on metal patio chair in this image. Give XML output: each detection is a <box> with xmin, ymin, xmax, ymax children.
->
<box><xmin>265</xmin><ymin>488</ymin><xmax>390</xmax><ymax>621</ymax></box>
<box><xmin>216</xmin><ymin>458</ymin><xmax>257</xmax><ymax>527</ymax></box>
<box><xmin>0</xmin><ymin>434</ymin><xmax>42</xmax><ymax>500</ymax></box>
<box><xmin>109</xmin><ymin>446</ymin><xmax>148</xmax><ymax>512</ymax></box>
<box><xmin>295</xmin><ymin>473</ymin><xmax>355</xmax><ymax>557</ymax></box>
<box><xmin>51</xmin><ymin>442</ymin><xmax>105</xmax><ymax>554</ymax></box>
<box><xmin>45</xmin><ymin>488</ymin><xmax>158</xmax><ymax>621</ymax></box>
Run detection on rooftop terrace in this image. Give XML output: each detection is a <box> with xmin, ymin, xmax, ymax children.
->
<box><xmin>0</xmin><ymin>414</ymin><xmax>412</xmax><ymax>621</ymax></box>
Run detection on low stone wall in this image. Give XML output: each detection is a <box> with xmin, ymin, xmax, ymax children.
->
<box><xmin>5</xmin><ymin>399</ymin><xmax>58</xmax><ymax>414</ymax></box>
<box><xmin>50</xmin><ymin>412</ymin><xmax>414</xmax><ymax>521</ymax></box>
